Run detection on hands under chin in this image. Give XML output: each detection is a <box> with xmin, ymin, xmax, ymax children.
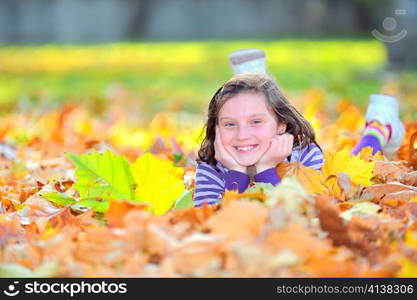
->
<box><xmin>255</xmin><ymin>133</ymin><xmax>294</xmax><ymax>173</ymax></box>
<box><xmin>214</xmin><ymin>126</ymin><xmax>247</xmax><ymax>173</ymax></box>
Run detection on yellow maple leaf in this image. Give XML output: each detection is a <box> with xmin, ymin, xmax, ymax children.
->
<box><xmin>359</xmin><ymin>146</ymin><xmax>385</xmax><ymax>161</ymax></box>
<box><xmin>322</xmin><ymin>147</ymin><xmax>375</xmax><ymax>197</ymax></box>
<box><xmin>131</xmin><ymin>152</ymin><xmax>185</xmax><ymax>216</ymax></box>
<box><xmin>404</xmin><ymin>230</ymin><xmax>417</xmax><ymax>249</ymax></box>
<box><xmin>276</xmin><ymin>162</ymin><xmax>326</xmax><ymax>194</ymax></box>
<box><xmin>396</xmin><ymin>231</ymin><xmax>417</xmax><ymax>277</ymax></box>
<box><xmin>396</xmin><ymin>258</ymin><xmax>417</xmax><ymax>278</ymax></box>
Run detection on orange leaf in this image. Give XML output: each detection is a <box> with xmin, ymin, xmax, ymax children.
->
<box><xmin>315</xmin><ymin>195</ymin><xmax>351</xmax><ymax>246</ymax></box>
<box><xmin>409</xmin><ymin>132</ymin><xmax>417</xmax><ymax>168</ymax></box>
<box><xmin>264</xmin><ymin>223</ymin><xmax>332</xmax><ymax>259</ymax></box>
<box><xmin>380</xmin><ymin>198</ymin><xmax>405</xmax><ymax>207</ymax></box>
<box><xmin>276</xmin><ymin>162</ymin><xmax>326</xmax><ymax>194</ymax></box>
<box><xmin>171</xmin><ymin>203</ymin><xmax>218</xmax><ymax>230</ymax></box>
<box><xmin>338</xmin><ymin>202</ymin><xmax>354</xmax><ymax>212</ymax></box>
<box><xmin>105</xmin><ymin>199</ymin><xmax>148</xmax><ymax>227</ymax></box>
<box><xmin>206</xmin><ymin>201</ymin><xmax>268</xmax><ymax>240</ymax></box>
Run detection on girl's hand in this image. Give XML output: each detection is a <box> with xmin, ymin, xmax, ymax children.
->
<box><xmin>214</xmin><ymin>126</ymin><xmax>247</xmax><ymax>173</ymax></box>
<box><xmin>255</xmin><ymin>133</ymin><xmax>294</xmax><ymax>173</ymax></box>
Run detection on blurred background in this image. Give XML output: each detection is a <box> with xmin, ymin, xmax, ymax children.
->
<box><xmin>0</xmin><ymin>0</ymin><xmax>417</xmax><ymax>156</ymax></box>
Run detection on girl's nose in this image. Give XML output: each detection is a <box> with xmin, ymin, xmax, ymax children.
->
<box><xmin>236</xmin><ymin>125</ymin><xmax>251</xmax><ymax>140</ymax></box>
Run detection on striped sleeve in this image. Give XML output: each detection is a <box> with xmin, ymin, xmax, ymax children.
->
<box><xmin>299</xmin><ymin>143</ymin><xmax>324</xmax><ymax>170</ymax></box>
<box><xmin>193</xmin><ymin>162</ymin><xmax>225</xmax><ymax>207</ymax></box>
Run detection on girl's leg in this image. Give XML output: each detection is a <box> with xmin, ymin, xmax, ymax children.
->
<box><xmin>351</xmin><ymin>94</ymin><xmax>404</xmax><ymax>158</ymax></box>
<box><xmin>229</xmin><ymin>48</ymin><xmax>266</xmax><ymax>74</ymax></box>
<box><xmin>351</xmin><ymin>121</ymin><xmax>387</xmax><ymax>155</ymax></box>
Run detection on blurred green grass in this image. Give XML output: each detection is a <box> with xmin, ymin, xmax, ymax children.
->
<box><xmin>1</xmin><ymin>40</ymin><xmax>417</xmax><ymax>117</ymax></box>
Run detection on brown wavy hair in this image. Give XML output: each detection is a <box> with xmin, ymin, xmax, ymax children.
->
<box><xmin>197</xmin><ymin>72</ymin><xmax>320</xmax><ymax>169</ymax></box>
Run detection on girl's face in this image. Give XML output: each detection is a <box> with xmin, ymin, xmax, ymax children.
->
<box><xmin>217</xmin><ymin>92</ymin><xmax>286</xmax><ymax>167</ymax></box>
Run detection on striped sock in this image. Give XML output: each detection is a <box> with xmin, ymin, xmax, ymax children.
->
<box><xmin>363</xmin><ymin>121</ymin><xmax>390</xmax><ymax>147</ymax></box>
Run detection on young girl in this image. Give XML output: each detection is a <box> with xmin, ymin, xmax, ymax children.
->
<box><xmin>194</xmin><ymin>72</ymin><xmax>324</xmax><ymax>207</ymax></box>
<box><xmin>228</xmin><ymin>48</ymin><xmax>405</xmax><ymax>160</ymax></box>
<box><xmin>193</xmin><ymin>48</ymin><xmax>405</xmax><ymax>207</ymax></box>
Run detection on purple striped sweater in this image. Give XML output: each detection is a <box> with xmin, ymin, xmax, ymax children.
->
<box><xmin>194</xmin><ymin>142</ymin><xmax>324</xmax><ymax>207</ymax></box>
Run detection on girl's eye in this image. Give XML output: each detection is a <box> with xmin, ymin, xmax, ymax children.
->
<box><xmin>251</xmin><ymin>120</ymin><xmax>262</xmax><ymax>125</ymax></box>
<box><xmin>224</xmin><ymin>123</ymin><xmax>235</xmax><ymax>127</ymax></box>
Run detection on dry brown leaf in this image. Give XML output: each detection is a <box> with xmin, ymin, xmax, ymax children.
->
<box><xmin>363</xmin><ymin>183</ymin><xmax>417</xmax><ymax>202</ymax></box>
<box><xmin>382</xmin><ymin>191</ymin><xmax>417</xmax><ymax>203</ymax></box>
<box><xmin>402</xmin><ymin>171</ymin><xmax>417</xmax><ymax>186</ymax></box>
<box><xmin>171</xmin><ymin>203</ymin><xmax>218</xmax><ymax>230</ymax></box>
<box><xmin>206</xmin><ymin>200</ymin><xmax>268</xmax><ymax>240</ymax></box>
<box><xmin>409</xmin><ymin>132</ymin><xmax>417</xmax><ymax>168</ymax></box>
<box><xmin>314</xmin><ymin>195</ymin><xmax>351</xmax><ymax>246</ymax></box>
<box><xmin>373</xmin><ymin>160</ymin><xmax>411</xmax><ymax>183</ymax></box>
<box><xmin>304</xmin><ymin>249</ymin><xmax>393</xmax><ymax>277</ymax></box>
<box><xmin>314</xmin><ymin>195</ymin><xmax>401</xmax><ymax>261</ymax></box>
<box><xmin>142</xmin><ymin>223</ymin><xmax>179</xmax><ymax>257</ymax></box>
<box><xmin>384</xmin><ymin>201</ymin><xmax>417</xmax><ymax>222</ymax></box>
<box><xmin>160</xmin><ymin>235</ymin><xmax>226</xmax><ymax>276</ymax></box>
<box><xmin>263</xmin><ymin>223</ymin><xmax>332</xmax><ymax>260</ymax></box>
<box><xmin>74</xmin><ymin>226</ymin><xmax>127</xmax><ymax>266</ymax></box>
<box><xmin>0</xmin><ymin>215</ymin><xmax>22</xmax><ymax>246</ymax></box>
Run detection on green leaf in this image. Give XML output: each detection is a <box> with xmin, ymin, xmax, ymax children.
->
<box><xmin>248</xmin><ymin>182</ymin><xmax>274</xmax><ymax>194</ymax></box>
<box><xmin>340</xmin><ymin>202</ymin><xmax>380</xmax><ymax>221</ymax></box>
<box><xmin>67</xmin><ymin>150</ymin><xmax>136</xmax><ymax>206</ymax></box>
<box><xmin>174</xmin><ymin>189</ymin><xmax>194</xmax><ymax>210</ymax></box>
<box><xmin>43</xmin><ymin>192</ymin><xmax>76</xmax><ymax>206</ymax></box>
<box><xmin>75</xmin><ymin>198</ymin><xmax>109</xmax><ymax>213</ymax></box>
<box><xmin>173</xmin><ymin>153</ymin><xmax>184</xmax><ymax>166</ymax></box>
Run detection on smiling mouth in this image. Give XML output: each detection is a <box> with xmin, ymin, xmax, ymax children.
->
<box><xmin>234</xmin><ymin>145</ymin><xmax>259</xmax><ymax>152</ymax></box>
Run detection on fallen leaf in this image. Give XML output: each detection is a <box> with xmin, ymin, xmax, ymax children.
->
<box><xmin>105</xmin><ymin>199</ymin><xmax>148</xmax><ymax>227</ymax></box>
<box><xmin>206</xmin><ymin>200</ymin><xmax>268</xmax><ymax>240</ymax></box>
<box><xmin>363</xmin><ymin>183</ymin><xmax>417</xmax><ymax>202</ymax></box>
<box><xmin>402</xmin><ymin>171</ymin><xmax>417</xmax><ymax>186</ymax></box>
<box><xmin>340</xmin><ymin>202</ymin><xmax>380</xmax><ymax>221</ymax></box>
<box><xmin>276</xmin><ymin>162</ymin><xmax>326</xmax><ymax>194</ymax></box>
<box><xmin>67</xmin><ymin>150</ymin><xmax>136</xmax><ymax>210</ymax></box>
<box><xmin>132</xmin><ymin>152</ymin><xmax>185</xmax><ymax>215</ymax></box>
<box><xmin>264</xmin><ymin>223</ymin><xmax>332</xmax><ymax>260</ymax></box>
<box><xmin>315</xmin><ymin>195</ymin><xmax>351</xmax><ymax>246</ymax></box>
<box><xmin>322</xmin><ymin>148</ymin><xmax>375</xmax><ymax>197</ymax></box>
<box><xmin>409</xmin><ymin>132</ymin><xmax>417</xmax><ymax>168</ymax></box>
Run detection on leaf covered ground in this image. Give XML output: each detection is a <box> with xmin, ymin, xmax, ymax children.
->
<box><xmin>1</xmin><ymin>42</ymin><xmax>417</xmax><ymax>277</ymax></box>
<box><xmin>1</xmin><ymin>90</ymin><xmax>417</xmax><ymax>278</ymax></box>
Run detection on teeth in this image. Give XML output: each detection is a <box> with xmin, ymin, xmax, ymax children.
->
<box><xmin>237</xmin><ymin>145</ymin><xmax>256</xmax><ymax>151</ymax></box>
